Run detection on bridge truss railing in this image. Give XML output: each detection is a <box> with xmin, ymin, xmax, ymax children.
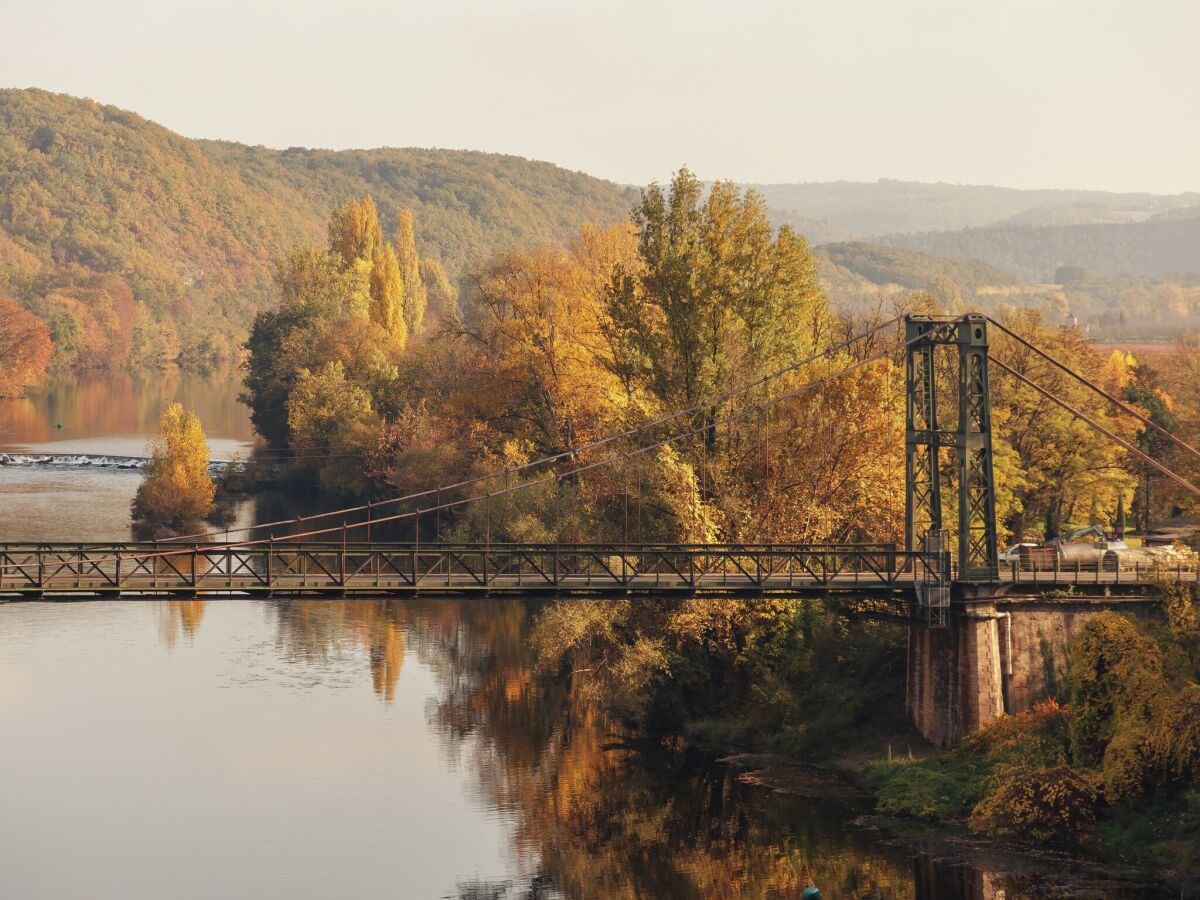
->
<box><xmin>1001</xmin><ymin>557</ymin><xmax>1198</xmax><ymax>585</ymax></box>
<box><xmin>0</xmin><ymin>542</ymin><xmax>944</xmax><ymax>597</ymax></box>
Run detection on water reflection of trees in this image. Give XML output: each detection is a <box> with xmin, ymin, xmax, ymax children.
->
<box><xmin>173</xmin><ymin>598</ymin><xmax>1127</xmax><ymax>898</ymax></box>
<box><xmin>159</xmin><ymin>600</ymin><xmax>206</xmax><ymax>647</ymax></box>
<box><xmin>271</xmin><ymin>600</ymin><xmax>406</xmax><ymax>701</ymax></box>
<box><xmin>1</xmin><ymin>369</ymin><xmax>254</xmax><ymax>447</ymax></box>
<box><xmin>403</xmin><ymin>599</ymin><xmax>919</xmax><ymax>899</ymax></box>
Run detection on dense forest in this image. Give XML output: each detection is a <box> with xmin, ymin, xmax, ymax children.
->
<box><xmin>819</xmin><ymin>242</ymin><xmax>1019</xmax><ymax>292</ymax></box>
<box><xmin>0</xmin><ymin>88</ymin><xmax>633</xmax><ymax>374</ymax></box>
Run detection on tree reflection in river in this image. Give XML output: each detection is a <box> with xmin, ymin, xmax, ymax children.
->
<box><xmin>149</xmin><ymin>597</ymin><xmax>1168</xmax><ymax>898</ymax></box>
<box><xmin>266</xmin><ymin>598</ymin><xmax>919</xmax><ymax>898</ymax></box>
<box><xmin>159</xmin><ymin>599</ymin><xmax>206</xmax><ymax>647</ymax></box>
<box><xmin>271</xmin><ymin>600</ymin><xmax>407</xmax><ymax>701</ymax></box>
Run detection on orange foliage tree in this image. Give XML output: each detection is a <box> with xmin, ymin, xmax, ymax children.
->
<box><xmin>0</xmin><ymin>295</ymin><xmax>53</xmax><ymax>398</ymax></box>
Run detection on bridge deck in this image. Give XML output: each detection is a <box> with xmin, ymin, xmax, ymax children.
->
<box><xmin>0</xmin><ymin>542</ymin><xmax>1191</xmax><ymax>601</ymax></box>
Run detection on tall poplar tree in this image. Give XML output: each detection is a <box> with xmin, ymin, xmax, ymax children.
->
<box><xmin>369</xmin><ymin>244</ymin><xmax>407</xmax><ymax>346</ymax></box>
<box><xmin>420</xmin><ymin>258</ymin><xmax>459</xmax><ymax>323</ymax></box>
<box><xmin>395</xmin><ymin>209</ymin><xmax>427</xmax><ymax>337</ymax></box>
<box><xmin>328</xmin><ymin>196</ymin><xmax>383</xmax><ymax>269</ymax></box>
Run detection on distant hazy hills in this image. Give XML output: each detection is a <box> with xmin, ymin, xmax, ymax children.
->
<box><xmin>881</xmin><ymin>212</ymin><xmax>1200</xmax><ymax>282</ymax></box>
<box><xmin>748</xmin><ymin>178</ymin><xmax>1200</xmax><ymax>238</ymax></box>
<box><xmin>750</xmin><ymin>179</ymin><xmax>1200</xmax><ymax>283</ymax></box>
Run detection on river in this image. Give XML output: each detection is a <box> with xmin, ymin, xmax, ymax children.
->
<box><xmin>0</xmin><ymin>372</ymin><xmax>1174</xmax><ymax>899</ymax></box>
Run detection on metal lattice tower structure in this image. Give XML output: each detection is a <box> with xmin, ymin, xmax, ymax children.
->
<box><xmin>905</xmin><ymin>314</ymin><xmax>999</xmax><ymax>582</ymax></box>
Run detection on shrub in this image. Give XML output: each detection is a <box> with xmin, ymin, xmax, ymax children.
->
<box><xmin>874</xmin><ymin>765</ymin><xmax>963</xmax><ymax>820</ymax></box>
<box><xmin>1066</xmin><ymin>612</ymin><xmax>1165</xmax><ymax>767</ymax></box>
<box><xmin>969</xmin><ymin>765</ymin><xmax>1100</xmax><ymax>841</ymax></box>
<box><xmin>962</xmin><ymin>698</ymin><xmax>1069</xmax><ymax>766</ymax></box>
<box><xmin>1150</xmin><ymin>684</ymin><xmax>1200</xmax><ymax>784</ymax></box>
<box><xmin>1100</xmin><ymin>722</ymin><xmax>1157</xmax><ymax>803</ymax></box>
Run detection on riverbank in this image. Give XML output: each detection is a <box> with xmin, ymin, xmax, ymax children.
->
<box><xmin>676</xmin><ymin>603</ymin><xmax>1200</xmax><ymax>895</ymax></box>
<box><xmin>724</xmin><ymin>752</ymin><xmax>1177</xmax><ymax>897</ymax></box>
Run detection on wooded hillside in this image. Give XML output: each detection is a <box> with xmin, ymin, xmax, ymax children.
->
<box><xmin>0</xmin><ymin>89</ymin><xmax>633</xmax><ymax>370</ymax></box>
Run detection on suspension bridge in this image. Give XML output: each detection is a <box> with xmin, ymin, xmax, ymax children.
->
<box><xmin>6</xmin><ymin>312</ymin><xmax>1198</xmax><ymax>742</ymax></box>
<box><xmin>2</xmin><ymin>313</ymin><xmax>1196</xmax><ymax>609</ymax></box>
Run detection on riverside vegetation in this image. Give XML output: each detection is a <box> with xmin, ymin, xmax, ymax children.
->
<box><xmin>231</xmin><ymin>168</ymin><xmax>1200</xmax><ymax>884</ymax></box>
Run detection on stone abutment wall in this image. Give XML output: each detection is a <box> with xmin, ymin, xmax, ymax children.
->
<box><xmin>906</xmin><ymin>595</ymin><xmax>1162</xmax><ymax>746</ymax></box>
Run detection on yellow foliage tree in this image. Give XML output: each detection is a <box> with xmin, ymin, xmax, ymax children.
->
<box><xmin>287</xmin><ymin>361</ymin><xmax>379</xmax><ymax>495</ymax></box>
<box><xmin>990</xmin><ymin>309</ymin><xmax>1137</xmax><ymax>540</ymax></box>
<box><xmin>328</xmin><ymin>195</ymin><xmax>382</xmax><ymax>270</ymax></box>
<box><xmin>368</xmin><ymin>243</ymin><xmax>407</xmax><ymax>345</ymax></box>
<box><xmin>395</xmin><ymin>209</ymin><xmax>426</xmax><ymax>337</ymax></box>
<box><xmin>132</xmin><ymin>402</ymin><xmax>216</xmax><ymax>526</ymax></box>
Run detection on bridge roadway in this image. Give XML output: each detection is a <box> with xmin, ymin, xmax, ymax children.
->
<box><xmin>0</xmin><ymin>542</ymin><xmax>1193</xmax><ymax>606</ymax></box>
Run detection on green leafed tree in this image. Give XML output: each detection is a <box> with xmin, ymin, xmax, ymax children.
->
<box><xmin>606</xmin><ymin>166</ymin><xmax>827</xmax><ymax>451</ymax></box>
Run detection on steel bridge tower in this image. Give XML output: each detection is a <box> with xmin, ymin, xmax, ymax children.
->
<box><xmin>904</xmin><ymin>314</ymin><xmax>999</xmax><ymax>582</ymax></box>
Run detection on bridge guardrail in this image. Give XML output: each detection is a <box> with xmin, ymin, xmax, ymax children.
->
<box><xmin>1</xmin><ymin>542</ymin><xmax>939</xmax><ymax>597</ymax></box>
<box><xmin>4</xmin><ymin>542</ymin><xmax>1193</xmax><ymax>597</ymax></box>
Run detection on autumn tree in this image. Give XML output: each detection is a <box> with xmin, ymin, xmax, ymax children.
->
<box><xmin>368</xmin><ymin>244</ymin><xmax>407</xmax><ymax>344</ymax></box>
<box><xmin>243</xmin><ymin>247</ymin><xmax>370</xmax><ymax>445</ymax></box>
<box><xmin>287</xmin><ymin>361</ymin><xmax>378</xmax><ymax>495</ymax></box>
<box><xmin>242</xmin><ymin>228</ymin><xmax>401</xmax><ymax>446</ymax></box>
<box><xmin>395</xmin><ymin>209</ymin><xmax>426</xmax><ymax>337</ymax></box>
<box><xmin>0</xmin><ymin>295</ymin><xmax>53</xmax><ymax>398</ymax></box>
<box><xmin>606</xmin><ymin>168</ymin><xmax>828</xmax><ymax>454</ymax></box>
<box><xmin>132</xmin><ymin>402</ymin><xmax>216</xmax><ymax>526</ymax></box>
<box><xmin>420</xmin><ymin>258</ymin><xmax>459</xmax><ymax>324</ymax></box>
<box><xmin>990</xmin><ymin>309</ymin><xmax>1137</xmax><ymax>540</ymax></box>
<box><xmin>328</xmin><ymin>196</ymin><xmax>383</xmax><ymax>270</ymax></box>
<box><xmin>459</xmin><ymin>224</ymin><xmax>639</xmax><ymax>456</ymax></box>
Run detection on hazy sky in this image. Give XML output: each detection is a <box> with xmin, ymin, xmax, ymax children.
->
<box><xmin>2</xmin><ymin>0</ymin><xmax>1196</xmax><ymax>193</ymax></box>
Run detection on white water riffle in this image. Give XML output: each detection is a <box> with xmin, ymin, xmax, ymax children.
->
<box><xmin>0</xmin><ymin>452</ymin><xmax>231</xmax><ymax>476</ymax></box>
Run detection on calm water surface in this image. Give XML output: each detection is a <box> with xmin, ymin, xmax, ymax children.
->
<box><xmin>0</xmin><ymin>374</ymin><xmax>1175</xmax><ymax>898</ymax></box>
<box><xmin>0</xmin><ymin>370</ymin><xmax>253</xmax><ymax>542</ymax></box>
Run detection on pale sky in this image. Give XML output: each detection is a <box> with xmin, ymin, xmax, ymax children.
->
<box><xmin>2</xmin><ymin>0</ymin><xmax>1197</xmax><ymax>193</ymax></box>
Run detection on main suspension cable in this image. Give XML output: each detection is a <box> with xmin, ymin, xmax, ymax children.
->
<box><xmin>987</xmin><ymin>315</ymin><xmax>1200</xmax><ymax>465</ymax></box>
<box><xmin>990</xmin><ymin>358</ymin><xmax>1200</xmax><ymax>502</ymax></box>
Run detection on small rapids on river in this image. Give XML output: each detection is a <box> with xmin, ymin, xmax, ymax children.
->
<box><xmin>0</xmin><ymin>452</ymin><xmax>231</xmax><ymax>476</ymax></box>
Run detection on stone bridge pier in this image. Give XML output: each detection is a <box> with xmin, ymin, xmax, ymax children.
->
<box><xmin>906</xmin><ymin>594</ymin><xmax>1162</xmax><ymax>747</ymax></box>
